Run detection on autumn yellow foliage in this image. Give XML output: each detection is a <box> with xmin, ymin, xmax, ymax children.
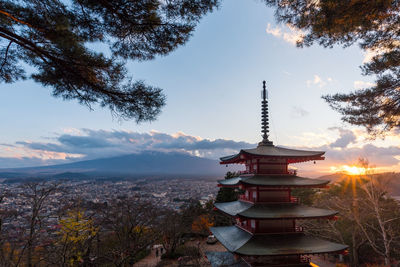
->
<box><xmin>191</xmin><ymin>214</ymin><xmax>213</xmax><ymax>234</ymax></box>
<box><xmin>58</xmin><ymin>209</ymin><xmax>98</xmax><ymax>266</ymax></box>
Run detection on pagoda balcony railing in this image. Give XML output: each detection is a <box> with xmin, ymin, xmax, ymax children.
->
<box><xmin>238</xmin><ymin>194</ymin><xmax>254</xmax><ymax>202</ymax></box>
<box><xmin>241</xmin><ymin>224</ymin><xmax>253</xmax><ymax>233</ymax></box>
<box><xmin>238</xmin><ymin>170</ymin><xmax>298</xmax><ymax>175</ymax></box>
<box><xmin>242</xmin><ymin>255</ymin><xmax>311</xmax><ymax>265</ymax></box>
<box><xmin>237</xmin><ymin>170</ymin><xmax>254</xmax><ymax>175</ymax></box>
<box><xmin>236</xmin><ymin>225</ymin><xmax>304</xmax><ymax>234</ymax></box>
<box><xmin>238</xmin><ymin>195</ymin><xmax>300</xmax><ymax>204</ymax></box>
<box><xmin>259</xmin><ymin>227</ymin><xmax>303</xmax><ymax>234</ymax></box>
<box><xmin>300</xmin><ymin>255</ymin><xmax>311</xmax><ymax>263</ymax></box>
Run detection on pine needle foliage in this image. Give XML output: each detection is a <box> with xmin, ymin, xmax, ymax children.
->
<box><xmin>264</xmin><ymin>0</ymin><xmax>400</xmax><ymax>135</ymax></box>
<box><xmin>0</xmin><ymin>0</ymin><xmax>219</xmax><ymax>121</ymax></box>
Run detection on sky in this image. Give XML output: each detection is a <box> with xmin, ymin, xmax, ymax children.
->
<box><xmin>1</xmin><ymin>0</ymin><xmax>400</xmax><ymax>177</ymax></box>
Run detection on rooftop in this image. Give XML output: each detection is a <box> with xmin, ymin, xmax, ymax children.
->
<box><xmin>211</xmin><ymin>226</ymin><xmax>348</xmax><ymax>256</ymax></box>
<box><xmin>220</xmin><ymin>146</ymin><xmax>325</xmax><ymax>164</ymax></box>
<box><xmin>218</xmin><ymin>174</ymin><xmax>329</xmax><ymax>188</ymax></box>
<box><xmin>214</xmin><ymin>201</ymin><xmax>337</xmax><ymax>219</ymax></box>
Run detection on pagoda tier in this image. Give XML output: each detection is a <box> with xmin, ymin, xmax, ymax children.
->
<box><xmin>220</xmin><ymin>146</ymin><xmax>325</xmax><ymax>165</ymax></box>
<box><xmin>218</xmin><ymin>174</ymin><xmax>329</xmax><ymax>188</ymax></box>
<box><xmin>220</xmin><ymin>145</ymin><xmax>325</xmax><ymax>175</ymax></box>
<box><xmin>214</xmin><ymin>201</ymin><xmax>337</xmax><ymax>220</ymax></box>
<box><xmin>211</xmin><ymin>226</ymin><xmax>347</xmax><ymax>257</ymax></box>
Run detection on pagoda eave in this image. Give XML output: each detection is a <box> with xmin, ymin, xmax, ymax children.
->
<box><xmin>217</xmin><ymin>184</ymin><xmax>239</xmax><ymax>188</ymax></box>
<box><xmin>220</xmin><ymin>155</ymin><xmax>325</xmax><ymax>165</ymax></box>
<box><xmin>211</xmin><ymin>226</ymin><xmax>348</xmax><ymax>257</ymax></box>
<box><xmin>240</xmin><ymin>182</ymin><xmax>329</xmax><ymax>189</ymax></box>
<box><xmin>236</xmin><ymin>214</ymin><xmax>338</xmax><ymax>220</ymax></box>
<box><xmin>288</xmin><ymin>156</ymin><xmax>325</xmax><ymax>164</ymax></box>
<box><xmin>220</xmin><ymin>147</ymin><xmax>325</xmax><ymax>165</ymax></box>
<box><xmin>214</xmin><ymin>201</ymin><xmax>338</xmax><ymax>220</ymax></box>
<box><xmin>218</xmin><ymin>175</ymin><xmax>330</xmax><ymax>188</ymax></box>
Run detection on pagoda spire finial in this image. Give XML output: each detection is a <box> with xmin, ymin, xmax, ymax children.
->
<box><xmin>259</xmin><ymin>80</ymin><xmax>273</xmax><ymax>146</ymax></box>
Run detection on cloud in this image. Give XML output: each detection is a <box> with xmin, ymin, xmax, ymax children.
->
<box><xmin>0</xmin><ymin>157</ymin><xmax>69</xmax><ymax>169</ymax></box>
<box><xmin>2</xmin><ymin>128</ymin><xmax>400</xmax><ymax>178</ymax></box>
<box><xmin>291</xmin><ymin>106</ymin><xmax>309</xmax><ymax>118</ymax></box>
<box><xmin>328</xmin><ymin>127</ymin><xmax>357</xmax><ymax>148</ymax></box>
<box><xmin>354</xmin><ymin>80</ymin><xmax>375</xmax><ymax>89</ymax></box>
<box><xmin>293</xmin><ymin>142</ymin><xmax>400</xmax><ymax>177</ymax></box>
<box><xmin>265</xmin><ymin>23</ymin><xmax>281</xmax><ymax>38</ymax></box>
<box><xmin>265</xmin><ymin>23</ymin><xmax>304</xmax><ymax>45</ymax></box>
<box><xmin>362</xmin><ymin>47</ymin><xmax>392</xmax><ymax>63</ymax></box>
<box><xmin>306</xmin><ymin>75</ymin><xmax>332</xmax><ymax>88</ymax></box>
<box><xmin>0</xmin><ymin>130</ymin><xmax>255</xmax><ymax>168</ymax></box>
<box><xmin>363</xmin><ymin>49</ymin><xmax>378</xmax><ymax>63</ymax></box>
<box><xmin>324</xmin><ymin>144</ymin><xmax>400</xmax><ymax>167</ymax></box>
<box><xmin>362</xmin><ymin>41</ymin><xmax>400</xmax><ymax>63</ymax></box>
<box><xmin>289</xmin><ymin>127</ymin><xmax>400</xmax><ymax>176</ymax></box>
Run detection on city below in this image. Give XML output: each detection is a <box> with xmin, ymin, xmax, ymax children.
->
<box><xmin>1</xmin><ymin>177</ymin><xmax>219</xmax><ymax>233</ymax></box>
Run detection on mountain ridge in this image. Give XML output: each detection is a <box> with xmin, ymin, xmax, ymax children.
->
<box><xmin>0</xmin><ymin>151</ymin><xmax>232</xmax><ymax>179</ymax></box>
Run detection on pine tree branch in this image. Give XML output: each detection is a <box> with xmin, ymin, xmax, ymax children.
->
<box><xmin>0</xmin><ymin>9</ymin><xmax>44</xmax><ymax>32</ymax></box>
<box><xmin>0</xmin><ymin>40</ymin><xmax>12</xmax><ymax>71</ymax></box>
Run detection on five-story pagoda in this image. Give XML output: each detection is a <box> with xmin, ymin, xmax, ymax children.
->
<box><xmin>211</xmin><ymin>81</ymin><xmax>347</xmax><ymax>266</ymax></box>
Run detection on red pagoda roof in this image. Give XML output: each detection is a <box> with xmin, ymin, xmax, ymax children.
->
<box><xmin>220</xmin><ymin>144</ymin><xmax>325</xmax><ymax>164</ymax></box>
<box><xmin>211</xmin><ymin>226</ymin><xmax>348</xmax><ymax>256</ymax></box>
<box><xmin>218</xmin><ymin>174</ymin><xmax>329</xmax><ymax>188</ymax></box>
<box><xmin>214</xmin><ymin>201</ymin><xmax>337</xmax><ymax>219</ymax></box>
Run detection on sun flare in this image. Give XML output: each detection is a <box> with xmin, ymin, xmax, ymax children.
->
<box><xmin>330</xmin><ymin>165</ymin><xmax>367</xmax><ymax>175</ymax></box>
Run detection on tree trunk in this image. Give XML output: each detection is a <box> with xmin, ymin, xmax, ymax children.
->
<box><xmin>351</xmin><ymin>232</ymin><xmax>359</xmax><ymax>267</ymax></box>
<box><xmin>373</xmin><ymin>192</ymin><xmax>391</xmax><ymax>266</ymax></box>
<box><xmin>27</xmin><ymin>220</ymin><xmax>35</xmax><ymax>267</ymax></box>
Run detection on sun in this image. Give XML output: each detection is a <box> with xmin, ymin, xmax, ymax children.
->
<box><xmin>342</xmin><ymin>165</ymin><xmax>367</xmax><ymax>175</ymax></box>
<box><xmin>330</xmin><ymin>165</ymin><xmax>367</xmax><ymax>176</ymax></box>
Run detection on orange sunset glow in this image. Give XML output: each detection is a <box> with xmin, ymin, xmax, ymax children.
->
<box><xmin>329</xmin><ymin>165</ymin><xmax>369</xmax><ymax>176</ymax></box>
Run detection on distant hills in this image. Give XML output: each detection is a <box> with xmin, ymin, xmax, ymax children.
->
<box><xmin>0</xmin><ymin>151</ymin><xmax>234</xmax><ymax>180</ymax></box>
<box><xmin>2</xmin><ymin>152</ymin><xmax>400</xmax><ymax>196</ymax></box>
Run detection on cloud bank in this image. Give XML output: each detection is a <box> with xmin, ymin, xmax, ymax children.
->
<box><xmin>0</xmin><ymin>129</ymin><xmax>255</xmax><ymax>168</ymax></box>
<box><xmin>1</xmin><ymin>128</ymin><xmax>400</xmax><ymax>177</ymax></box>
<box><xmin>292</xmin><ymin>127</ymin><xmax>400</xmax><ymax>176</ymax></box>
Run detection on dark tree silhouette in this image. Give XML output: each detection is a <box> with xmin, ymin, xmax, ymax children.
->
<box><xmin>0</xmin><ymin>0</ymin><xmax>219</xmax><ymax>121</ymax></box>
<box><xmin>16</xmin><ymin>181</ymin><xmax>61</xmax><ymax>267</ymax></box>
<box><xmin>96</xmin><ymin>198</ymin><xmax>160</xmax><ymax>266</ymax></box>
<box><xmin>264</xmin><ymin>0</ymin><xmax>400</xmax><ymax>134</ymax></box>
<box><xmin>215</xmin><ymin>171</ymin><xmax>240</xmax><ymax>203</ymax></box>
